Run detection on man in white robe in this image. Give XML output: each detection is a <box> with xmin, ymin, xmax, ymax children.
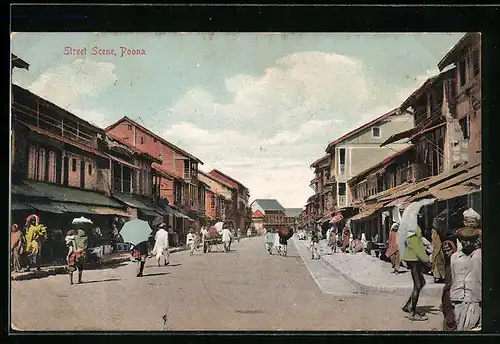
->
<box><xmin>221</xmin><ymin>226</ymin><xmax>232</xmax><ymax>253</ymax></box>
<box><xmin>450</xmin><ymin>226</ymin><xmax>482</xmax><ymax>331</ymax></box>
<box><xmin>152</xmin><ymin>223</ymin><xmax>169</xmax><ymax>267</ymax></box>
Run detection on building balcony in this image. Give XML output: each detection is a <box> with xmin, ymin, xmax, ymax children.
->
<box><xmin>338</xmin><ymin>195</ymin><xmax>347</xmax><ymax>208</ymax></box>
<box><xmin>397</xmin><ymin>163</ymin><xmax>430</xmax><ymax>184</ymax></box>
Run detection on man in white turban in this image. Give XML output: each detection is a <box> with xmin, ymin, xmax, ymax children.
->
<box><xmin>458</xmin><ymin>208</ymin><xmax>481</xmax><ymax>252</ymax></box>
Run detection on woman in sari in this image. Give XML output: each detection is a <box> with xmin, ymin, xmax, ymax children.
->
<box><xmin>25</xmin><ymin>215</ymin><xmax>48</xmax><ymax>271</ymax></box>
<box><xmin>386</xmin><ymin>223</ymin><xmax>400</xmax><ymax>274</ymax></box>
<box><xmin>342</xmin><ymin>226</ymin><xmax>350</xmax><ymax>252</ymax></box>
<box><xmin>11</xmin><ymin>224</ymin><xmax>25</xmax><ymax>272</ymax></box>
<box><xmin>432</xmin><ymin>213</ymin><xmax>447</xmax><ymax>283</ymax></box>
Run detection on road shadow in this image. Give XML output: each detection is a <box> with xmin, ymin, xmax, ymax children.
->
<box><xmin>166</xmin><ymin>263</ymin><xmax>182</xmax><ymax>267</ymax></box>
<box><xmin>80</xmin><ymin>278</ymin><xmax>121</xmax><ymax>284</ymax></box>
<box><xmin>417</xmin><ymin>305</ymin><xmax>440</xmax><ymax>315</ymax></box>
<box><xmin>85</xmin><ymin>262</ymin><xmax>129</xmax><ymax>271</ymax></box>
<box><xmin>144</xmin><ymin>272</ymin><xmax>171</xmax><ymax>277</ymax></box>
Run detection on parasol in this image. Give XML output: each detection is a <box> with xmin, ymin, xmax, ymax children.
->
<box><xmin>70</xmin><ymin>216</ymin><xmax>94</xmax><ymax>230</ymax></box>
<box><xmin>278</xmin><ymin>227</ymin><xmax>293</xmax><ymax>240</ymax></box>
<box><xmin>120</xmin><ymin>219</ymin><xmax>153</xmax><ymax>246</ymax></box>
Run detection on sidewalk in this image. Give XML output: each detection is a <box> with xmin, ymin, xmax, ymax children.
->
<box><xmin>293</xmin><ymin>237</ymin><xmax>443</xmax><ymax>297</ymax></box>
<box><xmin>11</xmin><ymin>247</ymin><xmax>188</xmax><ymax>281</ymax></box>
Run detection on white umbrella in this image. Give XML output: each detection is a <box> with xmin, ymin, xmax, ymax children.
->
<box><xmin>72</xmin><ymin>216</ymin><xmax>93</xmax><ymax>224</ymax></box>
<box><xmin>214</xmin><ymin>222</ymin><xmax>224</xmax><ymax>233</ymax></box>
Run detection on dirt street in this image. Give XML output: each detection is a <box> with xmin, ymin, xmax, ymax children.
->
<box><xmin>11</xmin><ymin>237</ymin><xmax>443</xmax><ymax>331</ymax></box>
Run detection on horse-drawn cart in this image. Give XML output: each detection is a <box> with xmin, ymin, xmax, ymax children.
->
<box><xmin>203</xmin><ymin>222</ymin><xmax>226</xmax><ymax>253</ymax></box>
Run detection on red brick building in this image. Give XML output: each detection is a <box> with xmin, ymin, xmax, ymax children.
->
<box><xmin>208</xmin><ymin>169</ymin><xmax>250</xmax><ymax>230</ymax></box>
<box><xmin>105</xmin><ymin>117</ymin><xmax>205</xmax><ymax>229</ymax></box>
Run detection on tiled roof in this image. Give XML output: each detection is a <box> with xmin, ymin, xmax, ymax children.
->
<box><xmin>325</xmin><ymin>108</ymin><xmax>398</xmax><ymax>152</ymax></box>
<box><xmin>252</xmin><ymin>199</ymin><xmax>285</xmax><ymax>211</ymax></box>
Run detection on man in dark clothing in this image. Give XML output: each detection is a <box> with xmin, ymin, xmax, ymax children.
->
<box><xmin>441</xmin><ymin>239</ymin><xmax>458</xmax><ymax>331</ymax></box>
<box><xmin>132</xmin><ymin>241</ymin><xmax>149</xmax><ymax>277</ymax></box>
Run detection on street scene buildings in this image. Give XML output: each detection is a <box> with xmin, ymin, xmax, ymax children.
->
<box><xmin>10</xmin><ymin>32</ymin><xmax>481</xmax><ymax>332</ymax></box>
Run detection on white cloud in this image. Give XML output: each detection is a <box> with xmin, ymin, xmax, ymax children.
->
<box><xmin>12</xmin><ymin>49</ymin><xmax>441</xmax><ymax>208</ymax></box>
<box><xmin>159</xmin><ymin>52</ymin><xmax>441</xmax><ymax>207</ymax></box>
<box><xmin>22</xmin><ymin>59</ymin><xmax>118</xmax><ymax>128</ymax></box>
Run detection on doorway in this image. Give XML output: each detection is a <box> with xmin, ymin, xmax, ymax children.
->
<box><xmin>63</xmin><ymin>156</ymin><xmax>69</xmax><ymax>186</ymax></box>
<box><xmin>80</xmin><ymin>160</ymin><xmax>85</xmax><ymax>188</ymax></box>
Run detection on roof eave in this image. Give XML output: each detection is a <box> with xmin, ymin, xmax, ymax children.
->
<box><xmin>438</xmin><ymin>33</ymin><xmax>480</xmax><ymax>71</ymax></box>
<box><xmin>325</xmin><ymin>108</ymin><xmax>398</xmax><ymax>151</ymax></box>
<box><xmin>106</xmin><ymin>116</ymin><xmax>204</xmax><ymax>164</ymax></box>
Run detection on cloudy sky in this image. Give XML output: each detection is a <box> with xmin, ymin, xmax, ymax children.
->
<box><xmin>11</xmin><ymin>32</ymin><xmax>464</xmax><ymax>208</ymax></box>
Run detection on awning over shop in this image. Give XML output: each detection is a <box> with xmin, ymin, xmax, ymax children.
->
<box><xmin>112</xmin><ymin>193</ymin><xmax>156</xmax><ymax>211</ymax></box>
<box><xmin>11</xmin><ymin>201</ymin><xmax>34</xmax><ymax>211</ymax></box>
<box><xmin>431</xmin><ymin>185</ymin><xmax>479</xmax><ymax>201</ymax></box>
<box><xmin>349</xmin><ymin>203</ymin><xmax>385</xmax><ymax>221</ymax></box>
<box><xmin>55</xmin><ymin>202</ymin><xmax>97</xmax><ymax>214</ymax></box>
<box><xmin>170</xmin><ymin>207</ymin><xmax>193</xmax><ymax>221</ymax></box>
<box><xmin>29</xmin><ymin>202</ymin><xmax>66</xmax><ymax>214</ymax></box>
<box><xmin>18</xmin><ymin>180</ymin><xmax>122</xmax><ymax>208</ymax></box>
<box><xmin>27</xmin><ymin>201</ymin><xmax>129</xmax><ymax>216</ymax></box>
<box><xmin>139</xmin><ymin>209</ymin><xmax>163</xmax><ymax>218</ymax></box>
<box><xmin>385</xmin><ymin>196</ymin><xmax>410</xmax><ymax>207</ymax></box>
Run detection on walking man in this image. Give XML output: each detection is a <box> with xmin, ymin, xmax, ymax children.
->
<box><xmin>221</xmin><ymin>226</ymin><xmax>232</xmax><ymax>253</ymax></box>
<box><xmin>265</xmin><ymin>228</ymin><xmax>274</xmax><ymax>254</ymax></box>
<box><xmin>402</xmin><ymin>213</ymin><xmax>432</xmax><ymax>321</ymax></box>
<box><xmin>186</xmin><ymin>230</ymin><xmax>196</xmax><ymax>256</ymax></box>
<box><xmin>132</xmin><ymin>241</ymin><xmax>149</xmax><ymax>277</ymax></box>
<box><xmin>152</xmin><ymin>223</ymin><xmax>170</xmax><ymax>266</ymax></box>
<box><xmin>310</xmin><ymin>228</ymin><xmax>320</xmax><ymax>260</ymax></box>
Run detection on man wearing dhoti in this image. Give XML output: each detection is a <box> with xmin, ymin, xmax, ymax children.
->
<box><xmin>449</xmin><ymin>224</ymin><xmax>482</xmax><ymax>331</ymax></box>
<box><xmin>152</xmin><ymin>223</ymin><xmax>170</xmax><ymax>266</ymax></box>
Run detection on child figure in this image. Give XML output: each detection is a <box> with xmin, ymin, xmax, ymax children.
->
<box><xmin>65</xmin><ymin>230</ymin><xmax>77</xmax><ymax>264</ymax></box>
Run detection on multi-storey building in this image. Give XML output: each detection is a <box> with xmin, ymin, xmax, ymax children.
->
<box><xmin>208</xmin><ymin>169</ymin><xmax>250</xmax><ymax>231</ymax></box>
<box><xmin>309</xmin><ymin>155</ymin><xmax>334</xmax><ymax>224</ymax></box>
<box><xmin>324</xmin><ymin>109</ymin><xmax>414</xmax><ymax>211</ymax></box>
<box><xmin>284</xmin><ymin>208</ymin><xmax>302</xmax><ymax>228</ymax></box>
<box><xmin>250</xmin><ymin>199</ymin><xmax>286</xmax><ymax>234</ymax></box>
<box><xmin>105</xmin><ymin>117</ymin><xmax>205</xmax><ymax>232</ymax></box>
<box><xmin>343</xmin><ymin>33</ymin><xmax>482</xmax><ymax>245</ymax></box>
<box><xmin>198</xmin><ymin>170</ymin><xmax>234</xmax><ymax>224</ymax></box>
<box><xmin>11</xmin><ymin>85</ymin><xmax>154</xmax><ymax>263</ymax></box>
<box><xmin>437</xmin><ymin>32</ymin><xmax>481</xmax><ymax>166</ymax></box>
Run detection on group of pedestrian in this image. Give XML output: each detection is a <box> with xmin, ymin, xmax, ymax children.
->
<box><xmin>388</xmin><ymin>205</ymin><xmax>482</xmax><ymax>330</ymax></box>
<box><xmin>10</xmin><ymin>215</ymin><xmax>49</xmax><ymax>273</ymax></box>
<box><xmin>264</xmin><ymin>227</ymin><xmax>290</xmax><ymax>256</ymax></box>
